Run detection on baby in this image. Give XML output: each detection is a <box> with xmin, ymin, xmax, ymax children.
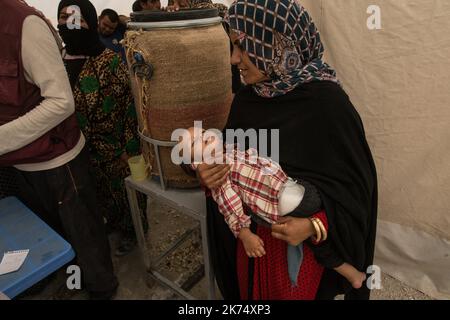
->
<box><xmin>181</xmin><ymin>127</ymin><xmax>366</xmax><ymax>289</ymax></box>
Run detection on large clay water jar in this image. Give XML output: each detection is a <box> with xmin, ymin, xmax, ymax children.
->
<box><xmin>124</xmin><ymin>9</ymin><xmax>232</xmax><ymax>188</ymax></box>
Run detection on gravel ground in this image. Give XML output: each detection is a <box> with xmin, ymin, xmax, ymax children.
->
<box><xmin>19</xmin><ymin>199</ymin><xmax>434</xmax><ymax>300</ymax></box>
<box><xmin>369</xmin><ymin>274</ymin><xmax>434</xmax><ymax>300</ymax></box>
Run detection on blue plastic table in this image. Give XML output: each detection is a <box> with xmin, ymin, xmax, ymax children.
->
<box><xmin>0</xmin><ymin>197</ymin><xmax>75</xmax><ymax>299</ymax></box>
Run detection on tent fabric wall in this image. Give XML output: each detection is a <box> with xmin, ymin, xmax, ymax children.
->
<box><xmin>300</xmin><ymin>0</ymin><xmax>450</xmax><ymax>299</ymax></box>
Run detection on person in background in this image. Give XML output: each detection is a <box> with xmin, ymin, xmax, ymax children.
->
<box><xmin>166</xmin><ymin>0</ymin><xmax>228</xmax><ymax>17</ymax></box>
<box><xmin>0</xmin><ymin>0</ymin><xmax>118</xmax><ymax>299</ymax></box>
<box><xmin>98</xmin><ymin>9</ymin><xmax>127</xmax><ymax>63</ymax></box>
<box><xmin>119</xmin><ymin>15</ymin><xmax>131</xmax><ymax>25</ymax></box>
<box><xmin>58</xmin><ymin>0</ymin><xmax>148</xmax><ymax>257</ymax></box>
<box><xmin>0</xmin><ymin>168</ymin><xmax>18</xmax><ymax>200</ymax></box>
<box><xmin>132</xmin><ymin>1</ymin><xmax>143</xmax><ymax>12</ymax></box>
<box><xmin>138</xmin><ymin>0</ymin><xmax>161</xmax><ymax>11</ymax></box>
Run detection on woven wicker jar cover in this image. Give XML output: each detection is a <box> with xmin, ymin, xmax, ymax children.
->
<box><xmin>125</xmin><ymin>10</ymin><xmax>232</xmax><ymax>188</ymax></box>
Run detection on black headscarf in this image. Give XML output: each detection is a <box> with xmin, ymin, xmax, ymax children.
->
<box><xmin>132</xmin><ymin>0</ymin><xmax>143</xmax><ymax>12</ymax></box>
<box><xmin>225</xmin><ymin>81</ymin><xmax>378</xmax><ymax>300</ymax></box>
<box><xmin>57</xmin><ymin>0</ymin><xmax>105</xmax><ymax>57</ymax></box>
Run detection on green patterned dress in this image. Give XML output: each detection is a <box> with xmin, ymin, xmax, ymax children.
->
<box><xmin>72</xmin><ymin>49</ymin><xmax>147</xmax><ymax>237</ymax></box>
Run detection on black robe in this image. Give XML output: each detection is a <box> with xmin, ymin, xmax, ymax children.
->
<box><xmin>207</xmin><ymin>80</ymin><xmax>378</xmax><ymax>300</ymax></box>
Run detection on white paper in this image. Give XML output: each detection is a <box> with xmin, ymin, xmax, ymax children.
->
<box><xmin>0</xmin><ymin>250</ymin><xmax>29</xmax><ymax>276</ymax></box>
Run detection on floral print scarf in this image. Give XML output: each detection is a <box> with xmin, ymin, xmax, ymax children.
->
<box><xmin>225</xmin><ymin>0</ymin><xmax>338</xmax><ymax>98</ymax></box>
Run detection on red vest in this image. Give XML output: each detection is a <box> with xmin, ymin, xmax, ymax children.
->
<box><xmin>0</xmin><ymin>0</ymin><xmax>80</xmax><ymax>166</ymax></box>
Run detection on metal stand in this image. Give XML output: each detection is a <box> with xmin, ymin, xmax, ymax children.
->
<box><xmin>125</xmin><ymin>176</ymin><xmax>216</xmax><ymax>300</ymax></box>
<box><xmin>138</xmin><ymin>128</ymin><xmax>176</xmax><ymax>190</ymax></box>
<box><xmin>129</xmin><ymin>129</ymin><xmax>215</xmax><ymax>299</ymax></box>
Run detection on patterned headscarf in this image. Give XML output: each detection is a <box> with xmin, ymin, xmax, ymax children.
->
<box><xmin>225</xmin><ymin>0</ymin><xmax>338</xmax><ymax>98</ymax></box>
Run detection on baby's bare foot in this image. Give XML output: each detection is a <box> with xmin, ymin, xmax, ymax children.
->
<box><xmin>351</xmin><ymin>272</ymin><xmax>367</xmax><ymax>289</ymax></box>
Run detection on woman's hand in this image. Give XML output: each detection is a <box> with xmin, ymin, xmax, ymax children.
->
<box><xmin>271</xmin><ymin>217</ymin><xmax>316</xmax><ymax>246</ymax></box>
<box><xmin>196</xmin><ymin>163</ymin><xmax>230</xmax><ymax>190</ymax></box>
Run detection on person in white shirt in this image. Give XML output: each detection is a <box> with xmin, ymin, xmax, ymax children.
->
<box><xmin>0</xmin><ymin>0</ymin><xmax>117</xmax><ymax>299</ymax></box>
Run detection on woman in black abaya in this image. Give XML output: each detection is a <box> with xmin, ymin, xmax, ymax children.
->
<box><xmin>197</xmin><ymin>0</ymin><xmax>378</xmax><ymax>300</ymax></box>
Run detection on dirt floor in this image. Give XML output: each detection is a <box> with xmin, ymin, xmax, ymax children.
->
<box><xmin>19</xmin><ymin>199</ymin><xmax>434</xmax><ymax>300</ymax></box>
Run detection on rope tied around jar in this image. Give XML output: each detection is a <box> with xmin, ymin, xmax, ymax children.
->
<box><xmin>122</xmin><ymin>31</ymin><xmax>156</xmax><ymax>175</ymax></box>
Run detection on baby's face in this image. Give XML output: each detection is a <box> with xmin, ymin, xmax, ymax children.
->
<box><xmin>185</xmin><ymin>127</ymin><xmax>222</xmax><ymax>163</ymax></box>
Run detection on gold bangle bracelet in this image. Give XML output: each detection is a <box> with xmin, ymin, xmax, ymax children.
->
<box><xmin>313</xmin><ymin>218</ymin><xmax>328</xmax><ymax>241</ymax></box>
<box><xmin>313</xmin><ymin>219</ymin><xmax>323</xmax><ymax>243</ymax></box>
<box><xmin>309</xmin><ymin>218</ymin><xmax>322</xmax><ymax>243</ymax></box>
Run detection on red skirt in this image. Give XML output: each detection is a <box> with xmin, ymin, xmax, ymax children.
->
<box><xmin>237</xmin><ymin>224</ymin><xmax>324</xmax><ymax>300</ymax></box>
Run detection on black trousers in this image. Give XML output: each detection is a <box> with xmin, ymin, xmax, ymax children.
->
<box><xmin>13</xmin><ymin>147</ymin><xmax>118</xmax><ymax>294</ymax></box>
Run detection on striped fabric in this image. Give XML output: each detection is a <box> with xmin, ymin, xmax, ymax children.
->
<box><xmin>225</xmin><ymin>0</ymin><xmax>338</xmax><ymax>97</ymax></box>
